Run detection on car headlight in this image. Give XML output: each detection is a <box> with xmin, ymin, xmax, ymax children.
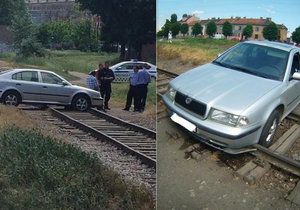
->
<box><xmin>167</xmin><ymin>85</ymin><xmax>176</xmax><ymax>101</ymax></box>
<box><xmin>209</xmin><ymin>108</ymin><xmax>249</xmax><ymax>127</ymax></box>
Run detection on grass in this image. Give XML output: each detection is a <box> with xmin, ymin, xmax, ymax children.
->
<box><xmin>157</xmin><ymin>37</ymin><xmax>238</xmax><ymax>66</ymax></box>
<box><xmin>111</xmin><ymin>81</ymin><xmax>156</xmax><ymax>106</ymax></box>
<box><xmin>0</xmin><ymin>126</ymin><xmax>153</xmax><ymax>209</ymax></box>
<box><xmin>0</xmin><ymin>50</ymin><xmax>120</xmax><ymax>80</ymax></box>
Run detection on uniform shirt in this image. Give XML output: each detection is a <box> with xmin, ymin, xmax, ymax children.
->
<box><xmin>98</xmin><ymin>68</ymin><xmax>115</xmax><ymax>88</ymax></box>
<box><xmin>129</xmin><ymin>72</ymin><xmax>139</xmax><ymax>86</ymax></box>
<box><xmin>86</xmin><ymin>75</ymin><xmax>99</xmax><ymax>91</ymax></box>
<box><xmin>137</xmin><ymin>69</ymin><xmax>151</xmax><ymax>85</ymax></box>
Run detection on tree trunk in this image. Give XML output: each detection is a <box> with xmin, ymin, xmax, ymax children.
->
<box><xmin>120</xmin><ymin>43</ymin><xmax>126</xmax><ymax>60</ymax></box>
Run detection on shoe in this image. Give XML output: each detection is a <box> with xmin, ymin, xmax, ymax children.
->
<box><xmin>123</xmin><ymin>108</ymin><xmax>129</xmax><ymax>111</ymax></box>
<box><xmin>105</xmin><ymin>106</ymin><xmax>111</xmax><ymax>110</ymax></box>
<box><xmin>134</xmin><ymin>109</ymin><xmax>141</xmax><ymax>112</ymax></box>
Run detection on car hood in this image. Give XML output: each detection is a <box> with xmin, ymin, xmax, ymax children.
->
<box><xmin>72</xmin><ymin>85</ymin><xmax>100</xmax><ymax>94</ymax></box>
<box><xmin>170</xmin><ymin>63</ymin><xmax>281</xmax><ymax>115</ymax></box>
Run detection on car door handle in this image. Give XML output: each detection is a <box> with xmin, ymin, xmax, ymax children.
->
<box><xmin>42</xmin><ymin>86</ymin><xmax>48</xmax><ymax>88</ymax></box>
<box><xmin>16</xmin><ymin>83</ymin><xmax>21</xmax><ymax>86</ymax></box>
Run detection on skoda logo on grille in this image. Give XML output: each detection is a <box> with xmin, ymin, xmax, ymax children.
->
<box><xmin>185</xmin><ymin>97</ymin><xmax>192</xmax><ymax>104</ymax></box>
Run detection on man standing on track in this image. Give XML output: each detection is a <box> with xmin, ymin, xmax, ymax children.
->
<box><xmin>98</xmin><ymin>61</ymin><xmax>115</xmax><ymax>110</ymax></box>
<box><xmin>137</xmin><ymin>64</ymin><xmax>151</xmax><ymax>111</ymax></box>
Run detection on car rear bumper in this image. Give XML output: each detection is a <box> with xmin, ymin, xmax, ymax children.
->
<box><xmin>162</xmin><ymin>94</ymin><xmax>262</xmax><ymax>154</ymax></box>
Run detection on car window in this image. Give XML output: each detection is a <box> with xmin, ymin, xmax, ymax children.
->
<box><xmin>116</xmin><ymin>63</ymin><xmax>134</xmax><ymax>70</ymax></box>
<box><xmin>214</xmin><ymin>43</ymin><xmax>289</xmax><ymax>81</ymax></box>
<box><xmin>143</xmin><ymin>63</ymin><xmax>151</xmax><ymax>69</ymax></box>
<box><xmin>41</xmin><ymin>72</ymin><xmax>63</xmax><ymax>84</ymax></box>
<box><xmin>290</xmin><ymin>53</ymin><xmax>300</xmax><ymax>78</ymax></box>
<box><xmin>12</xmin><ymin>71</ymin><xmax>39</xmax><ymax>82</ymax></box>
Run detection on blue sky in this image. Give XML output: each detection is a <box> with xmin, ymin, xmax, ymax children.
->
<box><xmin>157</xmin><ymin>0</ymin><xmax>300</xmax><ymax>36</ymax></box>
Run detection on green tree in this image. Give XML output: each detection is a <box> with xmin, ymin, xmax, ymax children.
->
<box><xmin>161</xmin><ymin>19</ymin><xmax>172</xmax><ymax>37</ymax></box>
<box><xmin>170</xmin><ymin>22</ymin><xmax>180</xmax><ymax>37</ymax></box>
<box><xmin>11</xmin><ymin>10</ymin><xmax>44</xmax><ymax>57</ymax></box>
<box><xmin>292</xmin><ymin>26</ymin><xmax>300</xmax><ymax>45</ymax></box>
<box><xmin>242</xmin><ymin>24</ymin><xmax>253</xmax><ymax>39</ymax></box>
<box><xmin>192</xmin><ymin>23</ymin><xmax>202</xmax><ymax>36</ymax></box>
<box><xmin>206</xmin><ymin>21</ymin><xmax>217</xmax><ymax>37</ymax></box>
<box><xmin>0</xmin><ymin>0</ymin><xmax>26</xmax><ymax>25</ymax></box>
<box><xmin>171</xmin><ymin>14</ymin><xmax>177</xmax><ymax>23</ymax></box>
<box><xmin>222</xmin><ymin>21</ymin><xmax>232</xmax><ymax>38</ymax></box>
<box><xmin>156</xmin><ymin>30</ymin><xmax>164</xmax><ymax>37</ymax></box>
<box><xmin>263</xmin><ymin>21</ymin><xmax>278</xmax><ymax>41</ymax></box>
<box><xmin>77</xmin><ymin>0</ymin><xmax>155</xmax><ymax>60</ymax></box>
<box><xmin>180</xmin><ymin>23</ymin><xmax>189</xmax><ymax>36</ymax></box>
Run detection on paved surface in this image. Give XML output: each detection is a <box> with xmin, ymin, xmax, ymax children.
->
<box><xmin>157</xmin><ymin>117</ymin><xmax>299</xmax><ymax>210</ymax></box>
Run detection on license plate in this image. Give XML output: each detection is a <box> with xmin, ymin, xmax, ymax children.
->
<box><xmin>170</xmin><ymin>113</ymin><xmax>196</xmax><ymax>132</ymax></box>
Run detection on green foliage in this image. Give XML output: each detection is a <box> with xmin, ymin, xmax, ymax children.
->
<box><xmin>222</xmin><ymin>21</ymin><xmax>233</xmax><ymax>37</ymax></box>
<box><xmin>0</xmin><ymin>0</ymin><xmax>26</xmax><ymax>25</ymax></box>
<box><xmin>206</xmin><ymin>21</ymin><xmax>217</xmax><ymax>37</ymax></box>
<box><xmin>0</xmin><ymin>127</ymin><xmax>153</xmax><ymax>209</ymax></box>
<box><xmin>77</xmin><ymin>0</ymin><xmax>155</xmax><ymax>59</ymax></box>
<box><xmin>292</xmin><ymin>26</ymin><xmax>300</xmax><ymax>45</ymax></box>
<box><xmin>243</xmin><ymin>24</ymin><xmax>253</xmax><ymax>39</ymax></box>
<box><xmin>263</xmin><ymin>21</ymin><xmax>278</xmax><ymax>41</ymax></box>
<box><xmin>170</xmin><ymin>22</ymin><xmax>181</xmax><ymax>37</ymax></box>
<box><xmin>171</xmin><ymin>13</ymin><xmax>178</xmax><ymax>23</ymax></box>
<box><xmin>192</xmin><ymin>23</ymin><xmax>203</xmax><ymax>36</ymax></box>
<box><xmin>180</xmin><ymin>23</ymin><xmax>189</xmax><ymax>35</ymax></box>
<box><xmin>161</xmin><ymin>19</ymin><xmax>172</xmax><ymax>37</ymax></box>
<box><xmin>11</xmin><ymin>10</ymin><xmax>45</xmax><ymax>58</ymax></box>
<box><xmin>157</xmin><ymin>30</ymin><xmax>165</xmax><ymax>37</ymax></box>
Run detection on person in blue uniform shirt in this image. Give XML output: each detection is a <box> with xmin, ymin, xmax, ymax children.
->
<box><xmin>137</xmin><ymin>63</ymin><xmax>151</xmax><ymax>111</ymax></box>
<box><xmin>123</xmin><ymin>65</ymin><xmax>140</xmax><ymax>111</ymax></box>
<box><xmin>98</xmin><ymin>61</ymin><xmax>115</xmax><ymax>110</ymax></box>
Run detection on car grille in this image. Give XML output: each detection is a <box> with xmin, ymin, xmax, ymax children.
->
<box><xmin>175</xmin><ymin>92</ymin><xmax>207</xmax><ymax>117</ymax></box>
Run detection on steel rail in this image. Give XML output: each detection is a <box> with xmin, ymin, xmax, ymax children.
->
<box><xmin>48</xmin><ymin>107</ymin><xmax>156</xmax><ymax>168</ymax></box>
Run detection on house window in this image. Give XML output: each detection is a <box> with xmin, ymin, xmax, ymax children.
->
<box><xmin>255</xmin><ymin>34</ymin><xmax>258</xmax><ymax>39</ymax></box>
<box><xmin>238</xmin><ymin>26</ymin><xmax>242</xmax><ymax>30</ymax></box>
<box><xmin>255</xmin><ymin>27</ymin><xmax>259</xmax><ymax>32</ymax></box>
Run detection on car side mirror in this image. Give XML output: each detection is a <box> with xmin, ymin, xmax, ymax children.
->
<box><xmin>292</xmin><ymin>72</ymin><xmax>300</xmax><ymax>80</ymax></box>
<box><xmin>62</xmin><ymin>81</ymin><xmax>69</xmax><ymax>86</ymax></box>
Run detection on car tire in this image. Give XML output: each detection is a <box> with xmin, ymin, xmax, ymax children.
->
<box><xmin>71</xmin><ymin>95</ymin><xmax>90</xmax><ymax>111</ymax></box>
<box><xmin>258</xmin><ymin>110</ymin><xmax>280</xmax><ymax>147</ymax></box>
<box><xmin>2</xmin><ymin>91</ymin><xmax>21</xmax><ymax>106</ymax></box>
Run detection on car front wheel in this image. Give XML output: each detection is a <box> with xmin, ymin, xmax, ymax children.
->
<box><xmin>72</xmin><ymin>95</ymin><xmax>90</xmax><ymax>111</ymax></box>
<box><xmin>258</xmin><ymin>110</ymin><xmax>280</xmax><ymax>147</ymax></box>
<box><xmin>2</xmin><ymin>91</ymin><xmax>21</xmax><ymax>106</ymax></box>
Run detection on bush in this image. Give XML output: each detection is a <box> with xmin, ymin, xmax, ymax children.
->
<box><xmin>16</xmin><ymin>36</ymin><xmax>45</xmax><ymax>58</ymax></box>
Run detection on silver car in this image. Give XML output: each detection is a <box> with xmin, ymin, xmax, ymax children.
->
<box><xmin>162</xmin><ymin>41</ymin><xmax>300</xmax><ymax>154</ymax></box>
<box><xmin>0</xmin><ymin>69</ymin><xmax>102</xmax><ymax>111</ymax></box>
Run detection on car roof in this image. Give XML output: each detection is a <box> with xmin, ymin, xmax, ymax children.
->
<box><xmin>244</xmin><ymin>40</ymin><xmax>298</xmax><ymax>52</ymax></box>
<box><xmin>10</xmin><ymin>68</ymin><xmax>56</xmax><ymax>74</ymax></box>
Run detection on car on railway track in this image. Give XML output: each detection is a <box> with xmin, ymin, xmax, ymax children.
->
<box><xmin>162</xmin><ymin>41</ymin><xmax>300</xmax><ymax>154</ymax></box>
<box><xmin>111</xmin><ymin>60</ymin><xmax>157</xmax><ymax>82</ymax></box>
<box><xmin>0</xmin><ymin>69</ymin><xmax>102</xmax><ymax>111</ymax></box>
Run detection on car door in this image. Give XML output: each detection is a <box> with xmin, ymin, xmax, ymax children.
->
<box><xmin>115</xmin><ymin>63</ymin><xmax>134</xmax><ymax>81</ymax></box>
<box><xmin>40</xmin><ymin>72</ymin><xmax>73</xmax><ymax>104</ymax></box>
<box><xmin>284</xmin><ymin>51</ymin><xmax>300</xmax><ymax>113</ymax></box>
<box><xmin>11</xmin><ymin>71</ymin><xmax>43</xmax><ymax>102</ymax></box>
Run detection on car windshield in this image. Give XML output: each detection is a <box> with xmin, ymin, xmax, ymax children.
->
<box><xmin>213</xmin><ymin>43</ymin><xmax>289</xmax><ymax>81</ymax></box>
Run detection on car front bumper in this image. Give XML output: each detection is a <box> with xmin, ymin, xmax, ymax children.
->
<box><xmin>162</xmin><ymin>94</ymin><xmax>262</xmax><ymax>154</ymax></box>
<box><xmin>91</xmin><ymin>97</ymin><xmax>103</xmax><ymax>107</ymax></box>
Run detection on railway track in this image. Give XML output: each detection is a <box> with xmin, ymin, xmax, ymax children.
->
<box><xmin>21</xmin><ymin>105</ymin><xmax>157</xmax><ymax>193</ymax></box>
<box><xmin>157</xmin><ymin>68</ymin><xmax>300</xmax><ymax>180</ymax></box>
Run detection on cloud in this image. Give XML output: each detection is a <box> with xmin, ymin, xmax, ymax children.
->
<box><xmin>258</xmin><ymin>5</ymin><xmax>276</xmax><ymax>14</ymax></box>
<box><xmin>191</xmin><ymin>10</ymin><xmax>204</xmax><ymax>16</ymax></box>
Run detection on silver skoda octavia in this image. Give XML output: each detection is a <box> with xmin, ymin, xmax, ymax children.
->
<box><xmin>162</xmin><ymin>41</ymin><xmax>300</xmax><ymax>154</ymax></box>
<box><xmin>0</xmin><ymin>69</ymin><xmax>102</xmax><ymax>111</ymax></box>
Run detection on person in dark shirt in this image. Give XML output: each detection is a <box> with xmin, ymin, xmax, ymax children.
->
<box><xmin>98</xmin><ymin>61</ymin><xmax>115</xmax><ymax>110</ymax></box>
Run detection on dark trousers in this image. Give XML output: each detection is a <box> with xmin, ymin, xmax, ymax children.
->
<box><xmin>125</xmin><ymin>85</ymin><xmax>140</xmax><ymax>110</ymax></box>
<box><xmin>140</xmin><ymin>84</ymin><xmax>148</xmax><ymax>110</ymax></box>
<box><xmin>100</xmin><ymin>86</ymin><xmax>111</xmax><ymax>108</ymax></box>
